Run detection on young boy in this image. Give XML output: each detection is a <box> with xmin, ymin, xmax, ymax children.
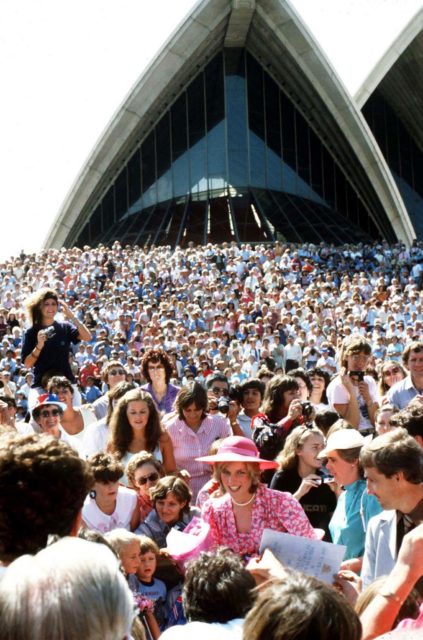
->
<box><xmin>135</xmin><ymin>536</ymin><xmax>167</xmax><ymax>629</ymax></box>
<box><xmin>105</xmin><ymin>530</ymin><xmax>161</xmax><ymax>638</ymax></box>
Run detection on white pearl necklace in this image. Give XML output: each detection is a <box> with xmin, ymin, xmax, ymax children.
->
<box><xmin>230</xmin><ymin>493</ymin><xmax>256</xmax><ymax>507</ymax></box>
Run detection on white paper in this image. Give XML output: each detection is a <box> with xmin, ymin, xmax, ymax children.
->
<box><xmin>259</xmin><ymin>529</ymin><xmax>346</xmax><ymax>584</ymax></box>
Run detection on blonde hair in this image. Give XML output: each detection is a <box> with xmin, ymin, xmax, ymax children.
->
<box><xmin>277</xmin><ymin>425</ymin><xmax>324</xmax><ymax>471</ymax></box>
<box><xmin>104</xmin><ymin>529</ymin><xmax>140</xmax><ymax>557</ymax></box>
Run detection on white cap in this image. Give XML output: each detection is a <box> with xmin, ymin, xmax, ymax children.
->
<box><xmin>318</xmin><ymin>429</ymin><xmax>372</xmax><ymax>458</ymax></box>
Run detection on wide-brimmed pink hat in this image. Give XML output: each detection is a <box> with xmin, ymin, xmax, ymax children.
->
<box><xmin>196</xmin><ymin>436</ymin><xmax>278</xmax><ymax>470</ymax></box>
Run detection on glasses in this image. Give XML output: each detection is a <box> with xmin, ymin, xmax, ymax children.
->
<box><xmin>384</xmin><ymin>367</ymin><xmax>400</xmax><ymax>376</ymax></box>
<box><xmin>109</xmin><ymin>369</ymin><xmax>125</xmax><ymax>376</ymax></box>
<box><xmin>40</xmin><ymin>409</ymin><xmax>61</xmax><ymax>418</ymax></box>
<box><xmin>211</xmin><ymin>387</ymin><xmax>228</xmax><ymax>396</ymax></box>
<box><xmin>136</xmin><ymin>472</ymin><xmax>159</xmax><ymax>485</ymax></box>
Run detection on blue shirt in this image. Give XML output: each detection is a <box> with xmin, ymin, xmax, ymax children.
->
<box><xmin>329</xmin><ymin>479</ymin><xmax>382</xmax><ymax>561</ymax></box>
<box><xmin>387</xmin><ymin>375</ymin><xmax>420</xmax><ymax>409</ymax></box>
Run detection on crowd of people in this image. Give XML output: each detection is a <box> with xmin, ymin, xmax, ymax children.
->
<box><xmin>0</xmin><ymin>238</ymin><xmax>422</xmax><ymax>639</ymax></box>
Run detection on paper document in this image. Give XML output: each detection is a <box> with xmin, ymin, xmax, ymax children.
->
<box><xmin>259</xmin><ymin>528</ymin><xmax>346</xmax><ymax>584</ymax></box>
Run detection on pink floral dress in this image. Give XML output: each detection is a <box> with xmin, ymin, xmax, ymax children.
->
<box><xmin>201</xmin><ymin>483</ymin><xmax>316</xmax><ymax>557</ymax></box>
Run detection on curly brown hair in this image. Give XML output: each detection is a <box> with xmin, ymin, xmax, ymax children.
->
<box><xmin>0</xmin><ymin>433</ymin><xmax>93</xmax><ymax>563</ymax></box>
<box><xmin>108</xmin><ymin>389</ymin><xmax>164</xmax><ymax>460</ymax></box>
<box><xmin>88</xmin><ymin>452</ymin><xmax>124</xmax><ymax>484</ymax></box>
<box><xmin>141</xmin><ymin>349</ymin><xmax>174</xmax><ymax>384</ymax></box>
<box><xmin>25</xmin><ymin>287</ymin><xmax>58</xmax><ymax>327</ymax></box>
<box><xmin>125</xmin><ymin>451</ymin><xmax>164</xmax><ymax>489</ymax></box>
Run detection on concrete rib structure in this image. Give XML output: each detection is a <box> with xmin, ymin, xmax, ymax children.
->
<box><xmin>44</xmin><ymin>0</ymin><xmax>417</xmax><ymax>250</ymax></box>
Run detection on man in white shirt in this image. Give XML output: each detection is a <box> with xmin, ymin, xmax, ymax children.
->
<box><xmin>284</xmin><ymin>335</ymin><xmax>303</xmax><ymax>372</ymax></box>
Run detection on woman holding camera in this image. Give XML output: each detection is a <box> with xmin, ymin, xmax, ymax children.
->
<box><xmin>22</xmin><ymin>288</ymin><xmax>91</xmax><ymax>407</ymax></box>
<box><xmin>326</xmin><ymin>337</ymin><xmax>378</xmax><ymax>434</ymax></box>
<box><xmin>270</xmin><ymin>425</ymin><xmax>336</xmax><ymax>540</ymax></box>
<box><xmin>251</xmin><ymin>375</ymin><xmax>311</xmax><ymax>472</ymax></box>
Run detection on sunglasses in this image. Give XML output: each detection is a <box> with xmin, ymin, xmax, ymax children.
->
<box><xmin>136</xmin><ymin>472</ymin><xmax>159</xmax><ymax>485</ymax></box>
<box><xmin>109</xmin><ymin>369</ymin><xmax>125</xmax><ymax>376</ymax></box>
<box><xmin>211</xmin><ymin>387</ymin><xmax>228</xmax><ymax>396</ymax></box>
<box><xmin>40</xmin><ymin>409</ymin><xmax>61</xmax><ymax>418</ymax></box>
<box><xmin>383</xmin><ymin>367</ymin><xmax>400</xmax><ymax>376</ymax></box>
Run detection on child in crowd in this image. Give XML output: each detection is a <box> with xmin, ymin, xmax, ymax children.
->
<box><xmin>105</xmin><ymin>529</ymin><xmax>161</xmax><ymax>640</ymax></box>
<box><xmin>135</xmin><ymin>536</ymin><xmax>168</xmax><ymax>630</ymax></box>
<box><xmin>104</xmin><ymin>528</ymin><xmax>141</xmax><ymax>579</ymax></box>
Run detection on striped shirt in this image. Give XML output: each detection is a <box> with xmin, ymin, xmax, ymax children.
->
<box><xmin>166</xmin><ymin>414</ymin><xmax>230</xmax><ymax>500</ymax></box>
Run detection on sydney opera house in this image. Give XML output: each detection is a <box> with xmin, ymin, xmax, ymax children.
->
<box><xmin>44</xmin><ymin>0</ymin><xmax>422</xmax><ymax>249</ymax></box>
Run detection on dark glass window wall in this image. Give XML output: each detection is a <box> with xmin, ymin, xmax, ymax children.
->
<box><xmin>363</xmin><ymin>90</ymin><xmax>423</xmax><ymax>239</ymax></box>
<box><xmin>79</xmin><ymin>49</ymin><xmax>384</xmax><ymax>246</ymax></box>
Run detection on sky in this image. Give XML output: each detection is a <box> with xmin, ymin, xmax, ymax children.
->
<box><xmin>0</xmin><ymin>0</ymin><xmax>421</xmax><ymax>262</ymax></box>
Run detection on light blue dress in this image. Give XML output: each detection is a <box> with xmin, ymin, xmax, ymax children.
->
<box><xmin>329</xmin><ymin>479</ymin><xmax>382</xmax><ymax>560</ymax></box>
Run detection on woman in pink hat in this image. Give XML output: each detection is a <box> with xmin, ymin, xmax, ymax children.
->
<box><xmin>197</xmin><ymin>436</ymin><xmax>316</xmax><ymax>559</ymax></box>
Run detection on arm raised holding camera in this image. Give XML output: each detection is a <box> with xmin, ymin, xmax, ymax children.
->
<box><xmin>330</xmin><ymin>368</ymin><xmax>361</xmax><ymax>429</ymax></box>
<box><xmin>60</xmin><ymin>300</ymin><xmax>92</xmax><ymax>342</ymax></box>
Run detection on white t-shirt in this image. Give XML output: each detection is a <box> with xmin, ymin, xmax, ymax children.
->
<box><xmin>82</xmin><ymin>485</ymin><xmax>137</xmax><ymax>533</ymax></box>
<box><xmin>160</xmin><ymin>619</ymin><xmax>244</xmax><ymax>640</ymax></box>
<box><xmin>59</xmin><ymin>408</ymin><xmax>97</xmax><ymax>457</ymax></box>
<box><xmin>81</xmin><ymin>417</ymin><xmax>109</xmax><ymax>458</ymax></box>
<box><xmin>327</xmin><ymin>375</ymin><xmax>378</xmax><ymax>432</ymax></box>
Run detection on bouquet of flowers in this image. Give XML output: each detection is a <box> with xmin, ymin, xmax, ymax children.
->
<box><xmin>133</xmin><ymin>593</ymin><xmax>155</xmax><ymax>615</ymax></box>
<box><xmin>132</xmin><ymin>593</ymin><xmax>158</xmax><ymax>640</ymax></box>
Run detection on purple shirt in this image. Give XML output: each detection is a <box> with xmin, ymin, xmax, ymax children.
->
<box><xmin>141</xmin><ymin>382</ymin><xmax>180</xmax><ymax>413</ymax></box>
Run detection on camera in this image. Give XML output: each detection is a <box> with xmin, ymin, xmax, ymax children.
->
<box><xmin>217</xmin><ymin>397</ymin><xmax>230</xmax><ymax>414</ymax></box>
<box><xmin>316</xmin><ymin>468</ymin><xmax>334</xmax><ymax>484</ymax></box>
<box><xmin>44</xmin><ymin>326</ymin><xmax>56</xmax><ymax>339</ymax></box>
<box><xmin>301</xmin><ymin>401</ymin><xmax>313</xmax><ymax>419</ymax></box>
<box><xmin>348</xmin><ymin>370</ymin><xmax>364</xmax><ymax>381</ymax></box>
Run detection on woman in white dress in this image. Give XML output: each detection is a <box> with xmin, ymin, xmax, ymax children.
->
<box><xmin>107</xmin><ymin>388</ymin><xmax>177</xmax><ymax>484</ymax></box>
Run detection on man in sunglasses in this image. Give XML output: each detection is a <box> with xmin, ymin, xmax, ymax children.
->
<box><xmin>32</xmin><ymin>393</ymin><xmax>80</xmax><ymax>453</ymax></box>
<box><xmin>206</xmin><ymin>372</ymin><xmax>230</xmax><ymax>398</ymax></box>
<box><xmin>91</xmin><ymin>360</ymin><xmax>127</xmax><ymax>420</ymax></box>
